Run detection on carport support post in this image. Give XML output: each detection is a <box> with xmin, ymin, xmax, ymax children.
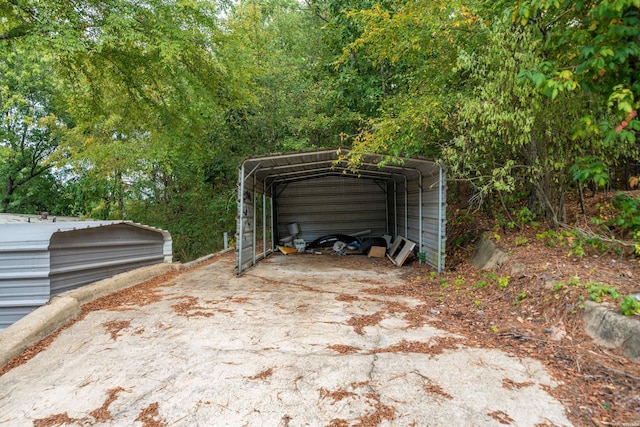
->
<box><xmin>438</xmin><ymin>165</ymin><xmax>444</xmax><ymax>273</ymax></box>
<box><xmin>385</xmin><ymin>182</ymin><xmax>389</xmax><ymax>234</ymax></box>
<box><xmin>270</xmin><ymin>185</ymin><xmax>275</xmax><ymax>251</ymax></box>
<box><xmin>404</xmin><ymin>176</ymin><xmax>408</xmax><ymax>238</ymax></box>
<box><xmin>263</xmin><ymin>192</ymin><xmax>267</xmax><ymax>259</ymax></box>
<box><xmin>253</xmin><ymin>173</ymin><xmax>257</xmax><ymax>266</ymax></box>
<box><xmin>418</xmin><ymin>171</ymin><xmax>423</xmax><ymax>254</ymax></box>
<box><xmin>238</xmin><ymin>163</ymin><xmax>245</xmax><ymax>273</ymax></box>
<box><xmin>393</xmin><ymin>180</ymin><xmax>398</xmax><ymax>237</ymax></box>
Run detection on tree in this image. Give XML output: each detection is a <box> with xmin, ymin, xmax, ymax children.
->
<box><xmin>507</xmin><ymin>0</ymin><xmax>639</xmax><ymax>147</ymax></box>
<box><xmin>0</xmin><ymin>48</ymin><xmax>68</xmax><ymax>212</ymax></box>
<box><xmin>444</xmin><ymin>22</ymin><xmax>611</xmax><ymax>227</ymax></box>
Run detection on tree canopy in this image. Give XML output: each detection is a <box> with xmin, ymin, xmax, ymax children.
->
<box><xmin>1</xmin><ymin>0</ymin><xmax>638</xmax><ymax>259</ymax></box>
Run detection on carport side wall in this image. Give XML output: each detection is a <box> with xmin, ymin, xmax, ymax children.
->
<box><xmin>397</xmin><ymin>173</ymin><xmax>446</xmax><ymax>271</ymax></box>
<box><xmin>274</xmin><ymin>176</ymin><xmax>388</xmax><ymax>243</ymax></box>
<box><xmin>238</xmin><ymin>168</ymin><xmax>256</xmax><ymax>273</ymax></box>
<box><xmin>49</xmin><ymin>224</ymin><xmax>166</xmax><ymax>296</ymax></box>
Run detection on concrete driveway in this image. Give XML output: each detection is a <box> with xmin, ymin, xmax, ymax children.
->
<box><xmin>0</xmin><ymin>253</ymin><xmax>571</xmax><ymax>426</ymax></box>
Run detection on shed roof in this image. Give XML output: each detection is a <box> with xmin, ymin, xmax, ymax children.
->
<box><xmin>0</xmin><ymin>221</ymin><xmax>172</xmax><ymax>253</ymax></box>
<box><xmin>240</xmin><ymin>148</ymin><xmax>442</xmax><ymax>186</ymax></box>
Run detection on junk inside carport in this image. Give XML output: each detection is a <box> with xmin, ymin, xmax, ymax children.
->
<box><xmin>237</xmin><ymin>148</ymin><xmax>446</xmax><ymax>273</ymax></box>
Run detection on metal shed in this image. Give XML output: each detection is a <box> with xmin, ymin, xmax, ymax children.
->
<box><xmin>0</xmin><ymin>221</ymin><xmax>172</xmax><ymax>330</ymax></box>
<box><xmin>237</xmin><ymin>148</ymin><xmax>446</xmax><ymax>274</ymax></box>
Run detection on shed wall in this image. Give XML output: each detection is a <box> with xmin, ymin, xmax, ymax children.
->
<box><xmin>0</xmin><ymin>222</ymin><xmax>171</xmax><ymax>330</ymax></box>
<box><xmin>49</xmin><ymin>224</ymin><xmax>165</xmax><ymax>296</ymax></box>
<box><xmin>275</xmin><ymin>176</ymin><xmax>388</xmax><ymax>242</ymax></box>
<box><xmin>0</xmin><ymin>249</ymin><xmax>49</xmax><ymax>330</ymax></box>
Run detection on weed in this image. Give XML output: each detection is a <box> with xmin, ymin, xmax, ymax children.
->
<box><xmin>537</xmin><ymin>230</ymin><xmax>559</xmax><ymax>247</ymax></box>
<box><xmin>474</xmin><ymin>300</ymin><xmax>482</xmax><ymax>307</ymax></box>
<box><xmin>552</xmin><ymin>282</ymin><xmax>565</xmax><ymax>292</ymax></box>
<box><xmin>515</xmin><ymin>207</ymin><xmax>535</xmax><ymax>226</ymax></box>
<box><xmin>474</xmin><ymin>280</ymin><xmax>488</xmax><ymax>288</ymax></box>
<box><xmin>611</xmin><ymin>192</ymin><xmax>640</xmax><ymax>234</ymax></box>
<box><xmin>440</xmin><ymin>279</ymin><xmax>449</xmax><ymax>290</ymax></box>
<box><xmin>497</xmin><ymin>276</ymin><xmax>510</xmax><ymax>290</ymax></box>
<box><xmin>484</xmin><ymin>271</ymin><xmax>497</xmax><ymax>281</ymax></box>
<box><xmin>620</xmin><ymin>296</ymin><xmax>640</xmax><ymax>316</ymax></box>
<box><xmin>514</xmin><ymin>236</ymin><xmax>529</xmax><ymax>246</ymax></box>
<box><xmin>583</xmin><ymin>282</ymin><xmax>620</xmax><ymax>302</ymax></box>
<box><xmin>513</xmin><ymin>292</ymin><xmax>527</xmax><ymax>306</ymax></box>
<box><xmin>454</xmin><ymin>276</ymin><xmax>465</xmax><ymax>286</ymax></box>
<box><xmin>490</xmin><ymin>325</ymin><xmax>499</xmax><ymax>333</ymax></box>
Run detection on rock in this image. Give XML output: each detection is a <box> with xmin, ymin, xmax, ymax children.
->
<box><xmin>550</xmin><ymin>326</ymin><xmax>567</xmax><ymax>342</ymax></box>
<box><xmin>471</xmin><ymin>233</ymin><xmax>509</xmax><ymax>270</ymax></box>
<box><xmin>583</xmin><ymin>301</ymin><xmax>640</xmax><ymax>362</ymax></box>
<box><xmin>510</xmin><ymin>262</ymin><xmax>527</xmax><ymax>277</ymax></box>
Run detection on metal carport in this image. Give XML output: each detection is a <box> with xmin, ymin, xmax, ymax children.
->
<box><xmin>236</xmin><ymin>148</ymin><xmax>446</xmax><ymax>274</ymax></box>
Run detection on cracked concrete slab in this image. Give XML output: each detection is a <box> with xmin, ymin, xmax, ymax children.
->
<box><xmin>0</xmin><ymin>254</ymin><xmax>571</xmax><ymax>426</ymax></box>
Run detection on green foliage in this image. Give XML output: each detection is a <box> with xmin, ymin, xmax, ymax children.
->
<box><xmin>611</xmin><ymin>192</ymin><xmax>640</xmax><ymax>234</ymax></box>
<box><xmin>509</xmin><ymin>0</ymin><xmax>640</xmax><ymax>147</ymax></box>
<box><xmin>0</xmin><ymin>47</ymin><xmax>69</xmax><ymax>211</ymax></box>
<box><xmin>474</xmin><ymin>280</ymin><xmax>488</xmax><ymax>288</ymax></box>
<box><xmin>514</xmin><ymin>291</ymin><xmax>527</xmax><ymax>306</ymax></box>
<box><xmin>497</xmin><ymin>276</ymin><xmax>510</xmax><ymax>291</ymax></box>
<box><xmin>2</xmin><ymin>0</ymin><xmax>639</xmax><ymax>263</ymax></box>
<box><xmin>620</xmin><ymin>296</ymin><xmax>640</xmax><ymax>316</ymax></box>
<box><xmin>552</xmin><ymin>276</ymin><xmax>621</xmax><ymax>304</ymax></box>
<box><xmin>585</xmin><ymin>282</ymin><xmax>620</xmax><ymax>303</ymax></box>
<box><xmin>454</xmin><ymin>276</ymin><xmax>465</xmax><ymax>286</ymax></box>
<box><xmin>514</xmin><ymin>207</ymin><xmax>535</xmax><ymax>226</ymax></box>
<box><xmin>569</xmin><ymin>157</ymin><xmax>609</xmax><ymax>188</ymax></box>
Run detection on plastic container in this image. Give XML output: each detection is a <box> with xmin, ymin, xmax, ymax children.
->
<box><xmin>294</xmin><ymin>238</ymin><xmax>306</xmax><ymax>252</ymax></box>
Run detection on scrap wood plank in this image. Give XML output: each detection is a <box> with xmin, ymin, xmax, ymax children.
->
<box><xmin>388</xmin><ymin>236</ymin><xmax>403</xmax><ymax>256</ymax></box>
<box><xmin>387</xmin><ymin>236</ymin><xmax>416</xmax><ymax>267</ymax></box>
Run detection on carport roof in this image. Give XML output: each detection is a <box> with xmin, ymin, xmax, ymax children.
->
<box><xmin>240</xmin><ymin>148</ymin><xmax>442</xmax><ymax>186</ymax></box>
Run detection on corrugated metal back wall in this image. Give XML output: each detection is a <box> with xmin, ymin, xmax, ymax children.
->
<box><xmin>276</xmin><ymin>176</ymin><xmax>387</xmax><ymax>241</ymax></box>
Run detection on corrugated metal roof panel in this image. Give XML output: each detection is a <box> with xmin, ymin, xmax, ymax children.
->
<box><xmin>0</xmin><ymin>221</ymin><xmax>172</xmax><ymax>330</ymax></box>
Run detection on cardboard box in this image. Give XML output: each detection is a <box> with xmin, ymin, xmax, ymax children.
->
<box><xmin>368</xmin><ymin>246</ymin><xmax>386</xmax><ymax>258</ymax></box>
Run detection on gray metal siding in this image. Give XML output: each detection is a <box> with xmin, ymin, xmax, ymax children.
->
<box><xmin>237</xmin><ymin>150</ymin><xmax>446</xmax><ymax>273</ymax></box>
<box><xmin>237</xmin><ymin>169</ymin><xmax>256</xmax><ymax>273</ymax></box>
<box><xmin>0</xmin><ymin>248</ymin><xmax>50</xmax><ymax>330</ymax></box>
<box><xmin>0</xmin><ymin>221</ymin><xmax>171</xmax><ymax>330</ymax></box>
<box><xmin>49</xmin><ymin>225</ymin><xmax>164</xmax><ymax>296</ymax></box>
<box><xmin>276</xmin><ymin>176</ymin><xmax>388</xmax><ymax>242</ymax></box>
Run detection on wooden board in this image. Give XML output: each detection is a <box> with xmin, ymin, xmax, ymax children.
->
<box><xmin>386</xmin><ymin>236</ymin><xmax>416</xmax><ymax>267</ymax></box>
<box><xmin>367</xmin><ymin>246</ymin><xmax>386</xmax><ymax>258</ymax></box>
